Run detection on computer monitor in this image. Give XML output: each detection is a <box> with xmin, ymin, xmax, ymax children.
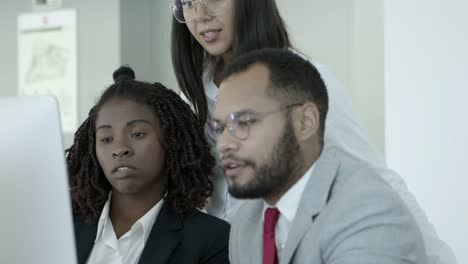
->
<box><xmin>0</xmin><ymin>96</ymin><xmax>77</xmax><ymax>264</ymax></box>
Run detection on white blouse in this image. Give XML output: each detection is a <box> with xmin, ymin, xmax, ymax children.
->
<box><xmin>86</xmin><ymin>197</ymin><xmax>163</xmax><ymax>264</ymax></box>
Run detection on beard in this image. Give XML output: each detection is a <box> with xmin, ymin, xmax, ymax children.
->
<box><xmin>228</xmin><ymin>118</ymin><xmax>304</xmax><ymax>199</ymax></box>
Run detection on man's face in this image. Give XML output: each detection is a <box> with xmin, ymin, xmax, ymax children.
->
<box><xmin>214</xmin><ymin>64</ymin><xmax>303</xmax><ymax>199</ymax></box>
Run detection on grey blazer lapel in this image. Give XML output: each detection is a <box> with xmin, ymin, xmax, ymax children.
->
<box><xmin>138</xmin><ymin>202</ymin><xmax>183</xmax><ymax>264</ymax></box>
<box><xmin>280</xmin><ymin>156</ymin><xmax>339</xmax><ymax>263</ymax></box>
<box><xmin>238</xmin><ymin>200</ymin><xmax>264</xmax><ymax>263</ymax></box>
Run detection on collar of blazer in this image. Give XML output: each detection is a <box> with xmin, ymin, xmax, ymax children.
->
<box><xmin>74</xmin><ymin>201</ymin><xmax>183</xmax><ymax>264</ymax></box>
<box><xmin>138</xmin><ymin>201</ymin><xmax>183</xmax><ymax>264</ymax></box>
<box><xmin>280</xmin><ymin>154</ymin><xmax>340</xmax><ymax>263</ymax></box>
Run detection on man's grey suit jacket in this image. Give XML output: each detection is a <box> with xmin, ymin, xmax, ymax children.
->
<box><xmin>229</xmin><ymin>154</ymin><xmax>428</xmax><ymax>264</ymax></box>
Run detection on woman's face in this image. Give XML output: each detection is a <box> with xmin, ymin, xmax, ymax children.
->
<box><xmin>95</xmin><ymin>98</ymin><xmax>165</xmax><ymax>197</ymax></box>
<box><xmin>184</xmin><ymin>0</ymin><xmax>235</xmax><ymax>59</ymax></box>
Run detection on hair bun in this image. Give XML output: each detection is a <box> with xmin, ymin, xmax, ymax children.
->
<box><xmin>113</xmin><ymin>66</ymin><xmax>136</xmax><ymax>83</ymax></box>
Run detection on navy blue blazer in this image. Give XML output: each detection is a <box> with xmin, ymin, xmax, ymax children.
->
<box><xmin>73</xmin><ymin>202</ymin><xmax>230</xmax><ymax>264</ymax></box>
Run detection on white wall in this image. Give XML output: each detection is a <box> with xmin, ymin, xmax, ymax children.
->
<box><xmin>384</xmin><ymin>1</ymin><xmax>468</xmax><ymax>263</ymax></box>
<box><xmin>276</xmin><ymin>0</ymin><xmax>385</xmax><ymax>154</ymax></box>
<box><xmin>151</xmin><ymin>0</ymin><xmax>179</xmax><ymax>92</ymax></box>
<box><xmin>351</xmin><ymin>0</ymin><xmax>385</xmax><ymax>154</ymax></box>
<box><xmin>120</xmin><ymin>0</ymin><xmax>156</xmax><ymax>83</ymax></box>
<box><xmin>0</xmin><ymin>0</ymin><xmax>31</xmax><ymax>98</ymax></box>
<box><xmin>0</xmin><ymin>0</ymin><xmax>121</xmax><ymax>147</ymax></box>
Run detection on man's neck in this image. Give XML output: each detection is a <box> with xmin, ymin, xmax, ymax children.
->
<box><xmin>264</xmin><ymin>153</ymin><xmax>320</xmax><ymax>205</ymax></box>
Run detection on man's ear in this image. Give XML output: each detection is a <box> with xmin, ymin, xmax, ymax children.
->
<box><xmin>293</xmin><ymin>102</ymin><xmax>320</xmax><ymax>141</ymax></box>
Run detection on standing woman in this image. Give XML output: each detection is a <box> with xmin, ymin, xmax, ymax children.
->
<box><xmin>169</xmin><ymin>1</ymin><xmax>456</xmax><ymax>263</ymax></box>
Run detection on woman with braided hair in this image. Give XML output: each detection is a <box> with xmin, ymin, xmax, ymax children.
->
<box><xmin>66</xmin><ymin>66</ymin><xmax>229</xmax><ymax>264</ymax></box>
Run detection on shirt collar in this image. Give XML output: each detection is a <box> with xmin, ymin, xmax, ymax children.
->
<box><xmin>138</xmin><ymin>198</ymin><xmax>164</xmax><ymax>242</ymax></box>
<box><xmin>94</xmin><ymin>192</ymin><xmax>164</xmax><ymax>243</ymax></box>
<box><xmin>263</xmin><ymin>163</ymin><xmax>316</xmax><ymax>223</ymax></box>
<box><xmin>94</xmin><ymin>193</ymin><xmax>112</xmax><ymax>243</ymax></box>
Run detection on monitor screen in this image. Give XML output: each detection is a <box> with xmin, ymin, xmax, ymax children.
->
<box><xmin>0</xmin><ymin>96</ymin><xmax>77</xmax><ymax>264</ymax></box>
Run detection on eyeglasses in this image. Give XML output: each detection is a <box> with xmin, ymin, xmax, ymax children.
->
<box><xmin>207</xmin><ymin>103</ymin><xmax>304</xmax><ymax>142</ymax></box>
<box><xmin>170</xmin><ymin>0</ymin><xmax>232</xmax><ymax>23</ymax></box>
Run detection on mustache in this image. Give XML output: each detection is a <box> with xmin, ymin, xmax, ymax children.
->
<box><xmin>222</xmin><ymin>154</ymin><xmax>256</xmax><ymax>168</ymax></box>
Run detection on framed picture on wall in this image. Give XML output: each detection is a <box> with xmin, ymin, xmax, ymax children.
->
<box><xmin>17</xmin><ymin>9</ymin><xmax>78</xmax><ymax>133</ymax></box>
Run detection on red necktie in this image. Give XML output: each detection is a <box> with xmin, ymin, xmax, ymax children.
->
<box><xmin>263</xmin><ymin>207</ymin><xmax>280</xmax><ymax>264</ymax></box>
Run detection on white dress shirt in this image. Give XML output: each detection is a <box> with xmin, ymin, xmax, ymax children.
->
<box><xmin>262</xmin><ymin>163</ymin><xmax>315</xmax><ymax>260</ymax></box>
<box><xmin>178</xmin><ymin>53</ymin><xmax>457</xmax><ymax>263</ymax></box>
<box><xmin>86</xmin><ymin>196</ymin><xmax>164</xmax><ymax>264</ymax></box>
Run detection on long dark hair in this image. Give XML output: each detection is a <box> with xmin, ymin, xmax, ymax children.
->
<box><xmin>171</xmin><ymin>0</ymin><xmax>290</xmax><ymax>125</ymax></box>
<box><xmin>66</xmin><ymin>66</ymin><xmax>215</xmax><ymax>223</ymax></box>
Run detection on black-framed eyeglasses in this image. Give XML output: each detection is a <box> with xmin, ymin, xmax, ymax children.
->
<box><xmin>207</xmin><ymin>102</ymin><xmax>304</xmax><ymax>142</ymax></box>
<box><xmin>170</xmin><ymin>0</ymin><xmax>232</xmax><ymax>24</ymax></box>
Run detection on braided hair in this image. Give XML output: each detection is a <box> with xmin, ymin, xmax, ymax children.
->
<box><xmin>66</xmin><ymin>66</ymin><xmax>215</xmax><ymax>223</ymax></box>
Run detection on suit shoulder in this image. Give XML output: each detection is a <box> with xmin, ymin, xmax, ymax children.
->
<box><xmin>181</xmin><ymin>210</ymin><xmax>230</xmax><ymax>261</ymax></box>
<box><xmin>319</xmin><ymin>160</ymin><xmax>418</xmax><ymax>234</ymax></box>
<box><xmin>183</xmin><ymin>210</ymin><xmax>230</xmax><ymax>233</ymax></box>
<box><xmin>317</xmin><ymin>162</ymin><xmax>427</xmax><ymax>262</ymax></box>
<box><xmin>333</xmin><ymin>161</ymin><xmax>397</xmax><ymax>200</ymax></box>
<box><xmin>322</xmin><ymin>161</ymin><xmax>421</xmax><ymax>238</ymax></box>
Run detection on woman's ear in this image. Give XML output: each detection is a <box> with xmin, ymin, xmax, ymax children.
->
<box><xmin>293</xmin><ymin>102</ymin><xmax>320</xmax><ymax>141</ymax></box>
